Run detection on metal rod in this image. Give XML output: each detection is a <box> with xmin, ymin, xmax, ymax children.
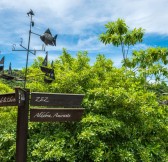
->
<box><xmin>12</xmin><ymin>49</ymin><xmax>35</xmax><ymax>55</ymax></box>
<box><xmin>12</xmin><ymin>49</ymin><xmax>30</xmax><ymax>51</ymax></box>
<box><xmin>20</xmin><ymin>45</ymin><xmax>35</xmax><ymax>55</ymax></box>
<box><xmin>24</xmin><ymin>14</ymin><xmax>33</xmax><ymax>88</ymax></box>
<box><xmin>31</xmin><ymin>31</ymin><xmax>41</xmax><ymax>37</ymax></box>
<box><xmin>13</xmin><ymin>49</ymin><xmax>44</xmax><ymax>52</ymax></box>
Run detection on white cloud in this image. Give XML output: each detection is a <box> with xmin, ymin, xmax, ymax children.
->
<box><xmin>0</xmin><ymin>0</ymin><xmax>168</xmax><ymax>69</ymax></box>
<box><xmin>1</xmin><ymin>0</ymin><xmax>168</xmax><ymax>35</ymax></box>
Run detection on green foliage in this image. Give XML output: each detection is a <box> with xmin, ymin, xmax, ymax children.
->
<box><xmin>0</xmin><ymin>33</ymin><xmax>167</xmax><ymax>161</ymax></box>
<box><xmin>0</xmin><ymin>82</ymin><xmax>13</xmax><ymax>93</ymax></box>
<box><xmin>0</xmin><ymin>82</ymin><xmax>16</xmax><ymax>161</ymax></box>
<box><xmin>28</xmin><ymin>123</ymin><xmax>77</xmax><ymax>162</ymax></box>
<box><xmin>126</xmin><ymin>47</ymin><xmax>168</xmax><ymax>86</ymax></box>
<box><xmin>0</xmin><ymin>105</ymin><xmax>17</xmax><ymax>161</ymax></box>
<box><xmin>99</xmin><ymin>18</ymin><xmax>144</xmax><ymax>62</ymax></box>
<box><xmin>0</xmin><ymin>69</ymin><xmax>24</xmax><ymax>88</ymax></box>
<box><xmin>81</xmin><ymin>84</ymin><xmax>167</xmax><ymax>161</ymax></box>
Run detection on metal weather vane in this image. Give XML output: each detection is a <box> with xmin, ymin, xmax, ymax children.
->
<box><xmin>12</xmin><ymin>9</ymin><xmax>58</xmax><ymax>88</ymax></box>
<box><xmin>0</xmin><ymin>10</ymin><xmax>85</xmax><ymax>162</ymax></box>
<box><xmin>40</xmin><ymin>29</ymin><xmax>58</xmax><ymax>46</ymax></box>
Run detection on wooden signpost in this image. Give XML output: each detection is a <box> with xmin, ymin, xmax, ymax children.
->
<box><xmin>0</xmin><ymin>88</ymin><xmax>84</xmax><ymax>162</ymax></box>
<box><xmin>15</xmin><ymin>88</ymin><xmax>29</xmax><ymax>162</ymax></box>
<box><xmin>30</xmin><ymin>92</ymin><xmax>84</xmax><ymax>122</ymax></box>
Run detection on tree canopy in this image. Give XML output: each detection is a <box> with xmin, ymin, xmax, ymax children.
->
<box><xmin>0</xmin><ymin>18</ymin><xmax>167</xmax><ymax>162</ymax></box>
<box><xmin>99</xmin><ymin>18</ymin><xmax>144</xmax><ymax>63</ymax></box>
<box><xmin>0</xmin><ymin>49</ymin><xmax>167</xmax><ymax>161</ymax></box>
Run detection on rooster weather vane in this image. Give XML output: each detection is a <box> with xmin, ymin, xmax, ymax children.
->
<box><xmin>0</xmin><ymin>9</ymin><xmax>58</xmax><ymax>88</ymax></box>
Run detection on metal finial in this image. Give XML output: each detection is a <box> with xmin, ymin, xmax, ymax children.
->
<box><xmin>27</xmin><ymin>9</ymin><xmax>34</xmax><ymax>16</ymax></box>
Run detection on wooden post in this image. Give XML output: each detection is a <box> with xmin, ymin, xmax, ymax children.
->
<box><xmin>0</xmin><ymin>88</ymin><xmax>84</xmax><ymax>161</ymax></box>
<box><xmin>15</xmin><ymin>88</ymin><xmax>30</xmax><ymax>162</ymax></box>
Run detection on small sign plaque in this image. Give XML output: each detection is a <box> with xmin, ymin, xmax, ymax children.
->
<box><xmin>30</xmin><ymin>108</ymin><xmax>84</xmax><ymax>122</ymax></box>
<box><xmin>17</xmin><ymin>88</ymin><xmax>26</xmax><ymax>106</ymax></box>
<box><xmin>0</xmin><ymin>93</ymin><xmax>17</xmax><ymax>107</ymax></box>
<box><xmin>30</xmin><ymin>92</ymin><xmax>84</xmax><ymax>107</ymax></box>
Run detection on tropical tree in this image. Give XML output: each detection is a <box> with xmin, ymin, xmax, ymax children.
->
<box><xmin>1</xmin><ymin>51</ymin><xmax>167</xmax><ymax>161</ymax></box>
<box><xmin>99</xmin><ymin>18</ymin><xmax>144</xmax><ymax>64</ymax></box>
<box><xmin>27</xmin><ymin>52</ymin><xmax>167</xmax><ymax>161</ymax></box>
<box><xmin>125</xmin><ymin>47</ymin><xmax>168</xmax><ymax>89</ymax></box>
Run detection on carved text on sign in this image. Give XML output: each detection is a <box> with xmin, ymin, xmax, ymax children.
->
<box><xmin>0</xmin><ymin>96</ymin><xmax>16</xmax><ymax>103</ymax></box>
<box><xmin>30</xmin><ymin>108</ymin><xmax>84</xmax><ymax>122</ymax></box>
<box><xmin>34</xmin><ymin>112</ymin><xmax>71</xmax><ymax>118</ymax></box>
<box><xmin>30</xmin><ymin>92</ymin><xmax>84</xmax><ymax>107</ymax></box>
<box><xmin>35</xmin><ymin>97</ymin><xmax>49</xmax><ymax>102</ymax></box>
<box><xmin>0</xmin><ymin>93</ymin><xmax>17</xmax><ymax>106</ymax></box>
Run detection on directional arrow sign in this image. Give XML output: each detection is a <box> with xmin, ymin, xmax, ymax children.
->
<box><xmin>30</xmin><ymin>92</ymin><xmax>84</xmax><ymax>107</ymax></box>
<box><xmin>30</xmin><ymin>108</ymin><xmax>84</xmax><ymax>122</ymax></box>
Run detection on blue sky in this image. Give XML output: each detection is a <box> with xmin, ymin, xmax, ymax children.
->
<box><xmin>0</xmin><ymin>0</ymin><xmax>168</xmax><ymax>69</ymax></box>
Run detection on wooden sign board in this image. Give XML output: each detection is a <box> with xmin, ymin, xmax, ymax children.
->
<box><xmin>0</xmin><ymin>92</ymin><xmax>17</xmax><ymax>107</ymax></box>
<box><xmin>30</xmin><ymin>92</ymin><xmax>84</xmax><ymax>107</ymax></box>
<box><xmin>30</xmin><ymin>108</ymin><xmax>84</xmax><ymax>122</ymax></box>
